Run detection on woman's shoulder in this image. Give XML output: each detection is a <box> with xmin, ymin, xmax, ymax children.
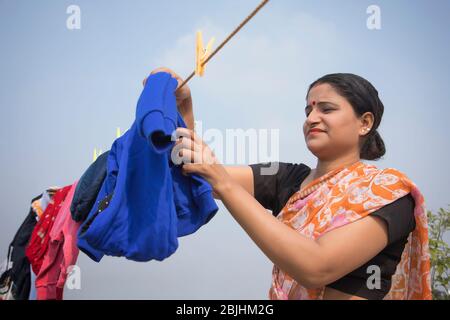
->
<box><xmin>250</xmin><ymin>161</ymin><xmax>311</xmax><ymax>178</ymax></box>
<box><xmin>359</xmin><ymin>164</ymin><xmax>417</xmax><ymax>243</ymax></box>
<box><xmin>378</xmin><ymin>166</ymin><xmax>410</xmax><ymax>179</ymax></box>
<box><xmin>364</xmin><ymin>164</ymin><xmax>414</xmax><ymax>193</ymax></box>
<box><xmin>278</xmin><ymin>162</ymin><xmax>312</xmax><ymax>175</ymax></box>
<box><xmin>363</xmin><ymin>162</ymin><xmax>408</xmax><ymax>179</ymax></box>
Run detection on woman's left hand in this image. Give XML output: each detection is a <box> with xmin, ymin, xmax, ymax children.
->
<box><xmin>173</xmin><ymin>127</ymin><xmax>233</xmax><ymax>195</ymax></box>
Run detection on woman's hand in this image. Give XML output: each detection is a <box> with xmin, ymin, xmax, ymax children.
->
<box><xmin>173</xmin><ymin>127</ymin><xmax>235</xmax><ymax>196</ymax></box>
<box><xmin>143</xmin><ymin>67</ymin><xmax>194</xmax><ymax>130</ymax></box>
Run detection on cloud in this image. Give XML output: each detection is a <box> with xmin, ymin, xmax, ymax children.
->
<box><xmin>152</xmin><ymin>10</ymin><xmax>341</xmax><ymax>165</ymax></box>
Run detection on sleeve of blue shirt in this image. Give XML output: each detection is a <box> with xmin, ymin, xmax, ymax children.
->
<box><xmin>136</xmin><ymin>72</ymin><xmax>178</xmax><ymax>153</ymax></box>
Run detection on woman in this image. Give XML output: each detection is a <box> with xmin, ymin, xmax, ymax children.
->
<box><xmin>146</xmin><ymin>68</ymin><xmax>432</xmax><ymax>300</ymax></box>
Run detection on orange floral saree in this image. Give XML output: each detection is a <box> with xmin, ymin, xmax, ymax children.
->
<box><xmin>269</xmin><ymin>161</ymin><xmax>432</xmax><ymax>300</ymax></box>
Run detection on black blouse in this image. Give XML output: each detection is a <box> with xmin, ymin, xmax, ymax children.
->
<box><xmin>249</xmin><ymin>162</ymin><xmax>416</xmax><ymax>300</ymax></box>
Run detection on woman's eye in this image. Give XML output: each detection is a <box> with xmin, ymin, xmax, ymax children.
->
<box><xmin>322</xmin><ymin>108</ymin><xmax>333</xmax><ymax>113</ymax></box>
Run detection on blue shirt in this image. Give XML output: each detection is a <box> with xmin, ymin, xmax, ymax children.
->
<box><xmin>77</xmin><ymin>72</ymin><xmax>218</xmax><ymax>262</ymax></box>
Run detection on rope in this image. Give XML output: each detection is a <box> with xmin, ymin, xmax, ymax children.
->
<box><xmin>177</xmin><ymin>0</ymin><xmax>270</xmax><ymax>91</ymax></box>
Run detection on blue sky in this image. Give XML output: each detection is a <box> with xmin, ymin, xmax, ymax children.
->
<box><xmin>1</xmin><ymin>0</ymin><xmax>449</xmax><ymax>299</ymax></box>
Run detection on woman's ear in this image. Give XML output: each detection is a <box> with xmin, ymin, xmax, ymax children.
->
<box><xmin>359</xmin><ymin>112</ymin><xmax>375</xmax><ymax>134</ymax></box>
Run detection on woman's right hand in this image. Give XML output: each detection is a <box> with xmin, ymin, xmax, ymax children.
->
<box><xmin>143</xmin><ymin>67</ymin><xmax>195</xmax><ymax>130</ymax></box>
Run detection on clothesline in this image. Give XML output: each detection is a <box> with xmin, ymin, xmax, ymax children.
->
<box><xmin>1</xmin><ymin>0</ymin><xmax>271</xmax><ymax>301</ymax></box>
<box><xmin>177</xmin><ymin>0</ymin><xmax>270</xmax><ymax>91</ymax></box>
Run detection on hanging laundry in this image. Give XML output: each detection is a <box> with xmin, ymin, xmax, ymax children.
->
<box><xmin>70</xmin><ymin>151</ymin><xmax>109</xmax><ymax>222</ymax></box>
<box><xmin>0</xmin><ymin>257</ymin><xmax>14</xmax><ymax>300</ymax></box>
<box><xmin>25</xmin><ymin>185</ymin><xmax>72</xmax><ymax>275</ymax></box>
<box><xmin>28</xmin><ymin>267</ymin><xmax>37</xmax><ymax>300</ymax></box>
<box><xmin>39</xmin><ymin>189</ymin><xmax>54</xmax><ymax>214</ymax></box>
<box><xmin>1</xmin><ymin>194</ymin><xmax>42</xmax><ymax>300</ymax></box>
<box><xmin>35</xmin><ymin>181</ymin><xmax>80</xmax><ymax>300</ymax></box>
<box><xmin>31</xmin><ymin>198</ymin><xmax>43</xmax><ymax>221</ymax></box>
<box><xmin>77</xmin><ymin>71</ymin><xmax>218</xmax><ymax>262</ymax></box>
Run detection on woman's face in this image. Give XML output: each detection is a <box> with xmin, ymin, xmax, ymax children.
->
<box><xmin>303</xmin><ymin>83</ymin><xmax>370</xmax><ymax>160</ymax></box>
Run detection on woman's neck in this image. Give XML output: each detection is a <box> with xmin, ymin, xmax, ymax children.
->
<box><xmin>313</xmin><ymin>153</ymin><xmax>361</xmax><ymax>180</ymax></box>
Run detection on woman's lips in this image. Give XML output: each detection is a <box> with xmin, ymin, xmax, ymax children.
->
<box><xmin>308</xmin><ymin>129</ymin><xmax>325</xmax><ymax>136</ymax></box>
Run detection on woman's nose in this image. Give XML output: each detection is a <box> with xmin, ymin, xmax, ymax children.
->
<box><xmin>305</xmin><ymin>108</ymin><xmax>321</xmax><ymax>125</ymax></box>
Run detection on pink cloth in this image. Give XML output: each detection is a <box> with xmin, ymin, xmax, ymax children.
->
<box><xmin>26</xmin><ymin>185</ymin><xmax>72</xmax><ymax>275</ymax></box>
<box><xmin>36</xmin><ymin>181</ymin><xmax>80</xmax><ymax>300</ymax></box>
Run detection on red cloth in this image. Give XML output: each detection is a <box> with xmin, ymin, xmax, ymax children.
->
<box><xmin>26</xmin><ymin>185</ymin><xmax>72</xmax><ymax>275</ymax></box>
<box><xmin>35</xmin><ymin>181</ymin><xmax>81</xmax><ymax>300</ymax></box>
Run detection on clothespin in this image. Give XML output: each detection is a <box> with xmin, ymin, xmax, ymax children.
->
<box><xmin>46</xmin><ymin>186</ymin><xmax>60</xmax><ymax>196</ymax></box>
<box><xmin>177</xmin><ymin>0</ymin><xmax>269</xmax><ymax>91</ymax></box>
<box><xmin>116</xmin><ymin>127</ymin><xmax>122</xmax><ymax>138</ymax></box>
<box><xmin>195</xmin><ymin>31</ymin><xmax>215</xmax><ymax>77</ymax></box>
<box><xmin>93</xmin><ymin>148</ymin><xmax>98</xmax><ymax>162</ymax></box>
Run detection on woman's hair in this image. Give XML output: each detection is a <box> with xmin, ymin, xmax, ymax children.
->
<box><xmin>307</xmin><ymin>73</ymin><xmax>386</xmax><ymax>161</ymax></box>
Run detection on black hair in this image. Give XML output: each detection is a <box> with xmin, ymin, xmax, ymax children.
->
<box><xmin>307</xmin><ymin>73</ymin><xmax>386</xmax><ymax>161</ymax></box>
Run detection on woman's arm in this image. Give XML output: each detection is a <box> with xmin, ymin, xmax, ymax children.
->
<box><xmin>176</xmin><ymin>127</ymin><xmax>389</xmax><ymax>289</ymax></box>
<box><xmin>177</xmin><ymin>95</ymin><xmax>195</xmax><ymax>131</ymax></box>
<box><xmin>214</xmin><ymin>179</ymin><xmax>388</xmax><ymax>288</ymax></box>
<box><xmin>213</xmin><ymin>166</ymin><xmax>254</xmax><ymax>199</ymax></box>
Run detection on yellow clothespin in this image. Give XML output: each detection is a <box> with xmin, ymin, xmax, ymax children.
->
<box><xmin>116</xmin><ymin>127</ymin><xmax>122</xmax><ymax>138</ymax></box>
<box><xmin>195</xmin><ymin>31</ymin><xmax>215</xmax><ymax>77</ymax></box>
<box><xmin>93</xmin><ymin>148</ymin><xmax>98</xmax><ymax>162</ymax></box>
